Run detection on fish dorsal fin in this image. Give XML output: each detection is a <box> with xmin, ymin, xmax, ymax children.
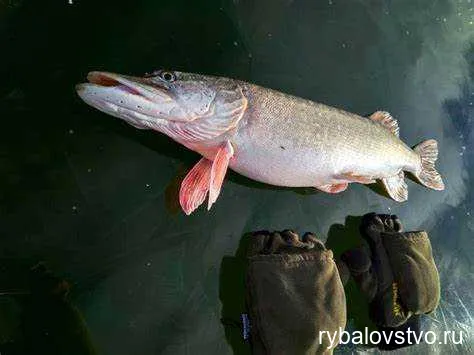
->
<box><xmin>369</xmin><ymin>111</ymin><xmax>399</xmax><ymax>137</ymax></box>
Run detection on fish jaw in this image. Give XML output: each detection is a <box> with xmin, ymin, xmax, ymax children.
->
<box><xmin>75</xmin><ymin>71</ymin><xmax>187</xmax><ymax>130</ymax></box>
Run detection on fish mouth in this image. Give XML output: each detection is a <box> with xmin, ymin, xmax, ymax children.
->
<box><xmin>76</xmin><ymin>71</ymin><xmax>174</xmax><ymax>126</ymax></box>
<box><xmin>77</xmin><ymin>71</ymin><xmax>171</xmax><ymax>102</ymax></box>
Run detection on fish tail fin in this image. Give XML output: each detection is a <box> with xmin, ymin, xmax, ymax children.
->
<box><xmin>382</xmin><ymin>171</ymin><xmax>408</xmax><ymax>202</ymax></box>
<box><xmin>412</xmin><ymin>139</ymin><xmax>445</xmax><ymax>191</ymax></box>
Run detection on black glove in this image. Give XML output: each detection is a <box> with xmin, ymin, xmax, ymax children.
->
<box><xmin>341</xmin><ymin>213</ymin><xmax>440</xmax><ymax>346</ymax></box>
<box><xmin>245</xmin><ymin>230</ymin><xmax>346</xmax><ymax>354</ymax></box>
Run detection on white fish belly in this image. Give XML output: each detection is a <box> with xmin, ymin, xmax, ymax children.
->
<box><xmin>230</xmin><ymin>132</ymin><xmax>414</xmax><ymax>187</ymax></box>
<box><xmin>229</xmin><ymin>141</ymin><xmax>337</xmax><ymax>187</ymax></box>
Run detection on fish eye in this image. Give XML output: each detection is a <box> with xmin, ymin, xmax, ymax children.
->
<box><xmin>160</xmin><ymin>71</ymin><xmax>176</xmax><ymax>82</ymax></box>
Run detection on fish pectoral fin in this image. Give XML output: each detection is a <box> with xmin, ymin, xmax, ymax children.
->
<box><xmin>208</xmin><ymin>141</ymin><xmax>234</xmax><ymax>210</ymax></box>
<box><xmin>337</xmin><ymin>172</ymin><xmax>376</xmax><ymax>184</ymax></box>
<box><xmin>381</xmin><ymin>171</ymin><xmax>408</xmax><ymax>202</ymax></box>
<box><xmin>369</xmin><ymin>111</ymin><xmax>399</xmax><ymax>137</ymax></box>
<box><xmin>179</xmin><ymin>141</ymin><xmax>234</xmax><ymax>215</ymax></box>
<box><xmin>179</xmin><ymin>158</ymin><xmax>213</xmax><ymax>215</ymax></box>
<box><xmin>316</xmin><ymin>183</ymin><xmax>349</xmax><ymax>194</ymax></box>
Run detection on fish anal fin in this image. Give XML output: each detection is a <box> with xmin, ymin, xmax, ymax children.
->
<box><xmin>179</xmin><ymin>158</ymin><xmax>212</xmax><ymax>215</ymax></box>
<box><xmin>316</xmin><ymin>182</ymin><xmax>349</xmax><ymax>194</ymax></box>
<box><xmin>382</xmin><ymin>171</ymin><xmax>408</xmax><ymax>202</ymax></box>
<box><xmin>208</xmin><ymin>141</ymin><xmax>234</xmax><ymax>210</ymax></box>
<box><xmin>369</xmin><ymin>111</ymin><xmax>399</xmax><ymax>137</ymax></box>
<box><xmin>337</xmin><ymin>172</ymin><xmax>376</xmax><ymax>184</ymax></box>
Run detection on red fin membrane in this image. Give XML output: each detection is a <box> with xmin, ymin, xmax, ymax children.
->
<box><xmin>337</xmin><ymin>172</ymin><xmax>376</xmax><ymax>184</ymax></box>
<box><xmin>179</xmin><ymin>158</ymin><xmax>212</xmax><ymax>215</ymax></box>
<box><xmin>316</xmin><ymin>183</ymin><xmax>349</xmax><ymax>194</ymax></box>
<box><xmin>208</xmin><ymin>141</ymin><xmax>234</xmax><ymax>210</ymax></box>
<box><xmin>179</xmin><ymin>141</ymin><xmax>234</xmax><ymax>215</ymax></box>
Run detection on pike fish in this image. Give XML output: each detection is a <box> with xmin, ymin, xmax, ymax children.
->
<box><xmin>76</xmin><ymin>70</ymin><xmax>444</xmax><ymax>215</ymax></box>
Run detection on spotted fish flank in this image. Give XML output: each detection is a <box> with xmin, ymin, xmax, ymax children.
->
<box><xmin>76</xmin><ymin>70</ymin><xmax>445</xmax><ymax>215</ymax></box>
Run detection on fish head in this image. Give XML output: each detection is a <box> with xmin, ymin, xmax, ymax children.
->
<box><xmin>75</xmin><ymin>71</ymin><xmax>247</xmax><ymax>141</ymax></box>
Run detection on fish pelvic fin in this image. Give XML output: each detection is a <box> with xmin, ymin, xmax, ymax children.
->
<box><xmin>412</xmin><ymin>139</ymin><xmax>445</xmax><ymax>191</ymax></box>
<box><xmin>316</xmin><ymin>182</ymin><xmax>349</xmax><ymax>194</ymax></box>
<box><xmin>369</xmin><ymin>111</ymin><xmax>399</xmax><ymax>137</ymax></box>
<box><xmin>382</xmin><ymin>171</ymin><xmax>408</xmax><ymax>202</ymax></box>
<box><xmin>179</xmin><ymin>141</ymin><xmax>234</xmax><ymax>215</ymax></box>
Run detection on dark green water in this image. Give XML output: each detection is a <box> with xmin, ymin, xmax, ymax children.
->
<box><xmin>0</xmin><ymin>0</ymin><xmax>473</xmax><ymax>354</ymax></box>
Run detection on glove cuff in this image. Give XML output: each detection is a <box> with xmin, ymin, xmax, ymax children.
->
<box><xmin>246</xmin><ymin>248</ymin><xmax>346</xmax><ymax>354</ymax></box>
<box><xmin>381</xmin><ymin>230</ymin><xmax>440</xmax><ymax>315</ymax></box>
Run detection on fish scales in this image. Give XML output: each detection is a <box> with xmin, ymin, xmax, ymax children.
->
<box><xmin>76</xmin><ymin>71</ymin><xmax>444</xmax><ymax>214</ymax></box>
<box><xmin>231</xmin><ymin>83</ymin><xmax>418</xmax><ymax>187</ymax></box>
